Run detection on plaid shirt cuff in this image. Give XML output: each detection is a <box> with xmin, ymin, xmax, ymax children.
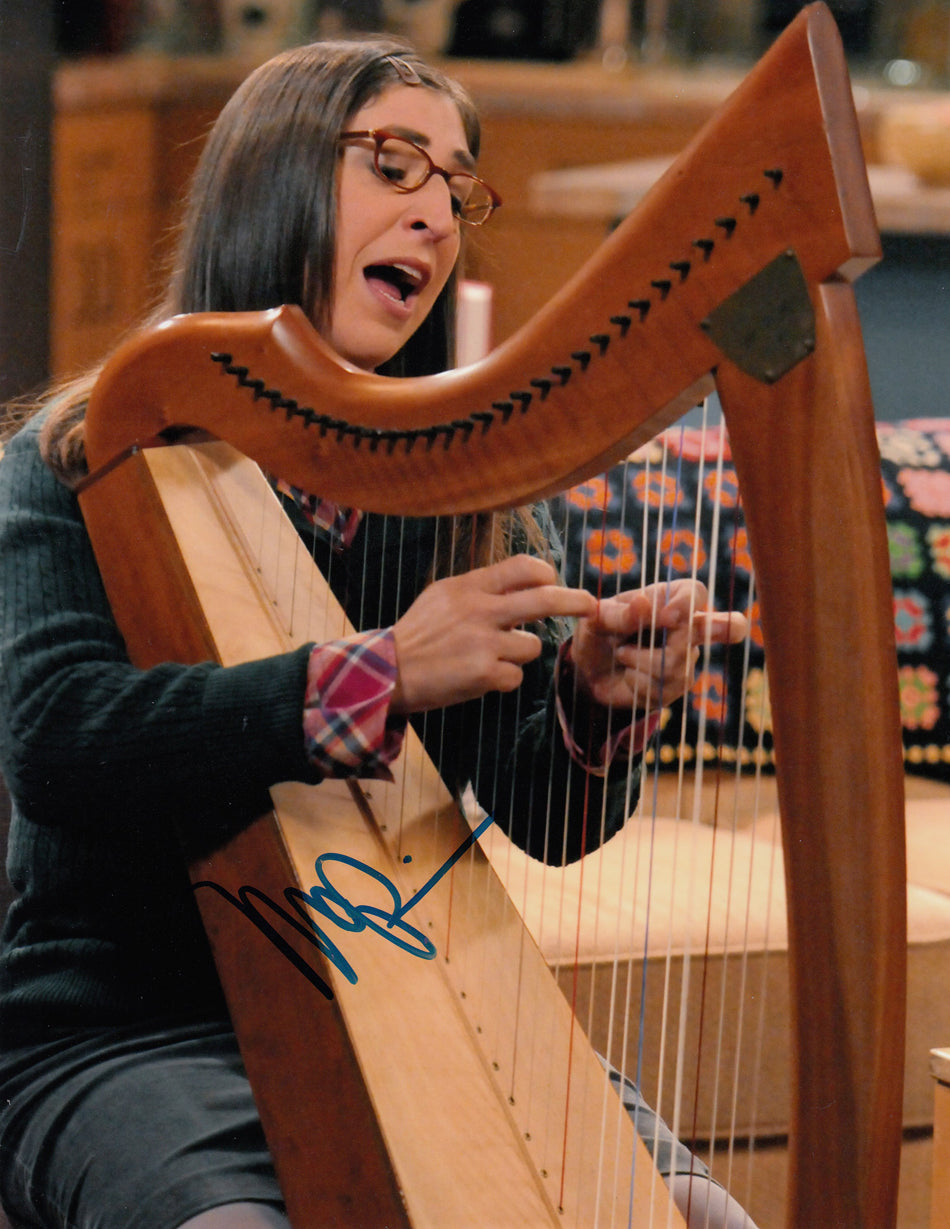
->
<box><xmin>303</xmin><ymin>629</ymin><xmax>406</xmax><ymax>779</ymax></box>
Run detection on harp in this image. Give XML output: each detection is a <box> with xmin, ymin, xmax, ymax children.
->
<box><xmin>78</xmin><ymin>4</ymin><xmax>906</xmax><ymax>1225</ymax></box>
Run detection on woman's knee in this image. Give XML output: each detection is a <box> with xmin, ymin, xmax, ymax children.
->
<box><xmin>668</xmin><ymin>1173</ymin><xmax>760</xmax><ymax>1229</ymax></box>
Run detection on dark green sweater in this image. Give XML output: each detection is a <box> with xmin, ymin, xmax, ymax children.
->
<box><xmin>0</xmin><ymin>414</ymin><xmax>637</xmax><ymax>1047</ymax></box>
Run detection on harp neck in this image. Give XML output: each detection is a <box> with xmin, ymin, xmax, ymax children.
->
<box><xmin>83</xmin><ymin>3</ymin><xmax>877</xmax><ymax>518</ymax></box>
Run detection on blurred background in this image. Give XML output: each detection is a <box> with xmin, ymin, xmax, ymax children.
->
<box><xmin>1</xmin><ymin>0</ymin><xmax>948</xmax><ymax>417</ymax></box>
<box><xmin>44</xmin><ymin>0</ymin><xmax>950</xmax><ymax>72</ymax></box>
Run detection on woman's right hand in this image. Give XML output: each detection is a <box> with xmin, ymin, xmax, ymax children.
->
<box><xmin>390</xmin><ymin>554</ymin><xmax>596</xmax><ymax>715</ymax></box>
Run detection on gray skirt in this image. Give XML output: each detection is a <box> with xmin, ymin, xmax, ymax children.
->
<box><xmin>0</xmin><ymin>1020</ymin><xmax>706</xmax><ymax>1229</ymax></box>
<box><xmin>0</xmin><ymin>1019</ymin><xmax>283</xmax><ymax>1229</ymax></box>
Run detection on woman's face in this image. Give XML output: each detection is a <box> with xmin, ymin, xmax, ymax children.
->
<box><xmin>327</xmin><ymin>83</ymin><xmax>470</xmax><ymax>371</ymax></box>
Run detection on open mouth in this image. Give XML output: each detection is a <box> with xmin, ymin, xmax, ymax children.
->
<box><xmin>364</xmin><ymin>261</ymin><xmax>429</xmax><ymax>305</ymax></box>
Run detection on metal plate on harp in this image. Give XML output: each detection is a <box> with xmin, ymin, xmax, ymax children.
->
<box><xmin>701</xmin><ymin>248</ymin><xmax>816</xmax><ymax>384</ymax></box>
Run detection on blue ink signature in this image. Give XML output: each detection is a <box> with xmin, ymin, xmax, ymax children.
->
<box><xmin>194</xmin><ymin>813</ymin><xmax>494</xmax><ymax>1000</ymax></box>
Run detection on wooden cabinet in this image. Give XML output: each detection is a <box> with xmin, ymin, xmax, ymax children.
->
<box><xmin>52</xmin><ymin>107</ymin><xmax>156</xmax><ymax>375</ymax></box>
<box><xmin>51</xmin><ymin>58</ymin><xmax>232</xmax><ymax>377</ymax></box>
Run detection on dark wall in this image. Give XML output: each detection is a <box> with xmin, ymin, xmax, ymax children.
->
<box><xmin>0</xmin><ymin>1</ymin><xmax>54</xmax><ymax>406</ymax></box>
<box><xmin>855</xmin><ymin>233</ymin><xmax>950</xmax><ymax>422</ymax></box>
<box><xmin>687</xmin><ymin>231</ymin><xmax>949</xmax><ymax>430</ymax></box>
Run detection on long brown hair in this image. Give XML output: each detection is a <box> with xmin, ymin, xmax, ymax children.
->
<box><xmin>29</xmin><ymin>37</ymin><xmax>479</xmax><ymax>486</ymax></box>
<box><xmin>22</xmin><ymin>36</ymin><xmax>538</xmax><ymax>570</ymax></box>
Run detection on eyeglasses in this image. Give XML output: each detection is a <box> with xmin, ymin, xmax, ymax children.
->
<box><xmin>339</xmin><ymin>129</ymin><xmax>501</xmax><ymax>226</ymax></box>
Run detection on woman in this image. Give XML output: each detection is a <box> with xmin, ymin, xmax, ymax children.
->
<box><xmin>0</xmin><ymin>37</ymin><xmax>747</xmax><ymax>1229</ymax></box>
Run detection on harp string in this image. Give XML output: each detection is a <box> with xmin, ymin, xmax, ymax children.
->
<box><xmin>554</xmin><ymin>436</ymin><xmax>641</xmax><ymax>1210</ymax></box>
<box><xmin>584</xmin><ymin>456</ymin><xmax>661</xmax><ymax>1226</ymax></box>
<box><xmin>661</xmin><ymin>417</ymin><xmax>777</xmax><ymax>1212</ymax></box>
<box><xmin>713</xmin><ymin>430</ymin><xmax>775</xmax><ymax>1186</ymax></box>
<box><xmin>714</xmin><ymin>421</ymin><xmax>776</xmax><ymax>1193</ymax></box>
<box><xmin>656</xmin><ymin>417</ymin><xmax>726</xmax><ymax>1186</ymax></box>
<box><xmin>647</xmin><ymin>425</ymin><xmax>699</xmax><ymax>1194</ymax></box>
<box><xmin>554</xmin><ymin>406</ymin><xmax>781</xmax><ymax>1219</ymax></box>
<box><xmin>547</xmin><ymin>424</ymin><xmax>648</xmax><ymax>1212</ymax></box>
<box><xmin>682</xmin><ymin>408</ymin><xmax>729</xmax><ymax>1159</ymax></box>
<box><xmin>627</xmin><ymin>418</ymin><xmax>705</xmax><ymax>1218</ymax></box>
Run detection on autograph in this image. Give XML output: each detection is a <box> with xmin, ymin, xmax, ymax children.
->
<box><xmin>194</xmin><ymin>813</ymin><xmax>494</xmax><ymax>1000</ymax></box>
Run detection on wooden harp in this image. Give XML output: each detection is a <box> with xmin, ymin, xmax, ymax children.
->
<box><xmin>78</xmin><ymin>4</ymin><xmax>906</xmax><ymax>1226</ymax></box>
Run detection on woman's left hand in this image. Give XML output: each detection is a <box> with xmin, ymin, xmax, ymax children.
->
<box><xmin>569</xmin><ymin>579</ymin><xmax>748</xmax><ymax>711</ymax></box>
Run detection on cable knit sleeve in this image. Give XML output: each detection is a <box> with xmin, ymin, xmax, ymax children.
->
<box><xmin>0</xmin><ymin>416</ymin><xmax>323</xmax><ymax>855</ymax></box>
